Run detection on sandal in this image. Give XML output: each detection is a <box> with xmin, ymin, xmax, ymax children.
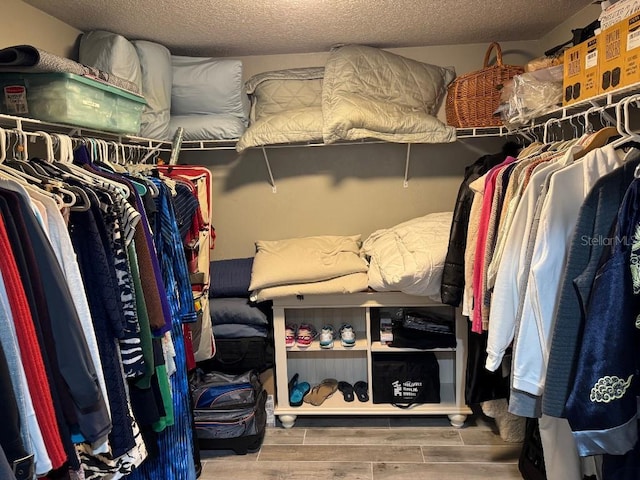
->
<box><xmin>303</xmin><ymin>378</ymin><xmax>338</xmax><ymax>406</ymax></box>
<box><xmin>353</xmin><ymin>381</ymin><xmax>369</xmax><ymax>402</ymax></box>
<box><xmin>337</xmin><ymin>381</ymin><xmax>354</xmax><ymax>402</ymax></box>
<box><xmin>288</xmin><ymin>373</ymin><xmax>311</xmax><ymax>407</ymax></box>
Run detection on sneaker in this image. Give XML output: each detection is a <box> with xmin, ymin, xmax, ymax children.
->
<box><xmin>285</xmin><ymin>324</ymin><xmax>297</xmax><ymax>349</ymax></box>
<box><xmin>319</xmin><ymin>325</ymin><xmax>335</xmax><ymax>349</ymax></box>
<box><xmin>296</xmin><ymin>323</ymin><xmax>316</xmax><ymax>348</ymax></box>
<box><xmin>339</xmin><ymin>324</ymin><xmax>356</xmax><ymax>348</ymax></box>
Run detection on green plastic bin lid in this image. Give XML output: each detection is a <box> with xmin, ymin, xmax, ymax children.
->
<box><xmin>0</xmin><ymin>71</ymin><xmax>146</xmax><ymax>105</ymax></box>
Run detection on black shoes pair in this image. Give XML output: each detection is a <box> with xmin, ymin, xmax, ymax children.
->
<box><xmin>337</xmin><ymin>381</ymin><xmax>368</xmax><ymax>402</ymax></box>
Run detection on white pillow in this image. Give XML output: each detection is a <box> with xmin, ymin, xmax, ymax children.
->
<box><xmin>79</xmin><ymin>30</ymin><xmax>142</xmax><ymax>93</ymax></box>
<box><xmin>133</xmin><ymin>40</ymin><xmax>172</xmax><ymax>140</ymax></box>
<box><xmin>171</xmin><ymin>55</ymin><xmax>249</xmax><ymax>121</ymax></box>
<box><xmin>168</xmin><ymin>114</ymin><xmax>246</xmax><ymax>141</ymax></box>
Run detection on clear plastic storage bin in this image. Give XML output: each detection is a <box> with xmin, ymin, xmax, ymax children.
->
<box><xmin>0</xmin><ymin>72</ymin><xmax>146</xmax><ymax>135</ymax></box>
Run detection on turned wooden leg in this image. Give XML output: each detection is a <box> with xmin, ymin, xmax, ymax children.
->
<box><xmin>278</xmin><ymin>415</ymin><xmax>297</xmax><ymax>429</ymax></box>
<box><xmin>448</xmin><ymin>414</ymin><xmax>467</xmax><ymax>428</ymax></box>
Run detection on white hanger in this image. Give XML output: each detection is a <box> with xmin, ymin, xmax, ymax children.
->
<box><xmin>34</xmin><ymin>131</ymin><xmax>55</xmax><ymax>162</ymax></box>
<box><xmin>609</xmin><ymin>95</ymin><xmax>640</xmax><ymax>149</ymax></box>
<box><xmin>17</xmin><ymin>130</ymin><xmax>28</xmax><ymax>161</ymax></box>
<box><xmin>0</xmin><ymin>128</ymin><xmax>6</xmax><ymax>164</ymax></box>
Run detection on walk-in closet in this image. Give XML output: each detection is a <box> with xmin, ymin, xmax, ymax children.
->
<box><xmin>0</xmin><ymin>1</ymin><xmax>637</xmax><ymax>479</ymax></box>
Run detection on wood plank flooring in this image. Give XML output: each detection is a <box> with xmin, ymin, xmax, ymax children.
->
<box><xmin>198</xmin><ymin>415</ymin><xmax>524</xmax><ymax>480</ymax></box>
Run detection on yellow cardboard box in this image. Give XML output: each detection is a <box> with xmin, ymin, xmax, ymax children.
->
<box><xmin>563</xmin><ymin>42</ymin><xmax>584</xmax><ymax>105</ymax></box>
<box><xmin>623</xmin><ymin>13</ymin><xmax>640</xmax><ymax>87</ymax></box>
<box><xmin>583</xmin><ymin>35</ymin><xmax>600</xmax><ymax>99</ymax></box>
<box><xmin>599</xmin><ymin>21</ymin><xmax>626</xmax><ymax>94</ymax></box>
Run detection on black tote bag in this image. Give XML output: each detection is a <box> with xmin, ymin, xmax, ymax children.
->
<box><xmin>372</xmin><ymin>352</ymin><xmax>440</xmax><ymax>407</ymax></box>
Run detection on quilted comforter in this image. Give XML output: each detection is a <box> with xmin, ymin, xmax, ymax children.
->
<box><xmin>362</xmin><ymin>212</ymin><xmax>453</xmax><ymax>297</ymax></box>
<box><xmin>236</xmin><ymin>67</ymin><xmax>325</xmax><ymax>152</ymax></box>
<box><xmin>237</xmin><ymin>45</ymin><xmax>456</xmax><ymax>151</ymax></box>
<box><xmin>322</xmin><ymin>45</ymin><xmax>456</xmax><ymax>144</ymax></box>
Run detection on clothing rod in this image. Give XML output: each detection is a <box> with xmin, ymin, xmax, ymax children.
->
<box><xmin>0</xmin><ymin>113</ymin><xmax>172</xmax><ymax>151</ymax></box>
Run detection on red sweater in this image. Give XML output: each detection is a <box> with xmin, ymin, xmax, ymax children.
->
<box><xmin>0</xmin><ymin>218</ymin><xmax>67</xmax><ymax>469</ymax></box>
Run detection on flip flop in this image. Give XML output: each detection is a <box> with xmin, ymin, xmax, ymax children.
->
<box><xmin>290</xmin><ymin>381</ymin><xmax>311</xmax><ymax>407</ymax></box>
<box><xmin>338</xmin><ymin>381</ymin><xmax>354</xmax><ymax>402</ymax></box>
<box><xmin>288</xmin><ymin>373</ymin><xmax>299</xmax><ymax>395</ymax></box>
<box><xmin>303</xmin><ymin>378</ymin><xmax>338</xmax><ymax>406</ymax></box>
<box><xmin>353</xmin><ymin>381</ymin><xmax>369</xmax><ymax>402</ymax></box>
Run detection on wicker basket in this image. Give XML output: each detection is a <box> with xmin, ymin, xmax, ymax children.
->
<box><xmin>446</xmin><ymin>42</ymin><xmax>524</xmax><ymax>128</ymax></box>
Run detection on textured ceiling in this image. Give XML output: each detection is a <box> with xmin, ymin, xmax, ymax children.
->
<box><xmin>24</xmin><ymin>0</ymin><xmax>594</xmax><ymax>57</ymax></box>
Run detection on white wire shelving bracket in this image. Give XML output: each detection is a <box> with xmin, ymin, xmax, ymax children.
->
<box><xmin>261</xmin><ymin>147</ymin><xmax>277</xmax><ymax>193</ymax></box>
<box><xmin>404</xmin><ymin>144</ymin><xmax>411</xmax><ymax>188</ymax></box>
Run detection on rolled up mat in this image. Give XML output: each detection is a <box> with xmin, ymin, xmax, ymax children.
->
<box><xmin>0</xmin><ymin>44</ymin><xmax>140</xmax><ymax>94</ymax></box>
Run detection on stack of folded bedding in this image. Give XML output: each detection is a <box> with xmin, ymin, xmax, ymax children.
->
<box><xmin>199</xmin><ymin>257</ymin><xmax>273</xmax><ymax>374</ymax></box>
<box><xmin>249</xmin><ymin>235</ymin><xmax>370</xmax><ymax>302</ymax></box>
<box><xmin>78</xmin><ymin>30</ymin><xmax>249</xmax><ymax>141</ymax></box>
<box><xmin>237</xmin><ymin>45</ymin><xmax>456</xmax><ymax>151</ymax></box>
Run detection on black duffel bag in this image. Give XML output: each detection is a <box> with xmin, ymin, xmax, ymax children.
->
<box><xmin>389</xmin><ymin>310</ymin><xmax>456</xmax><ymax>350</ymax></box>
<box><xmin>372</xmin><ymin>352</ymin><xmax>440</xmax><ymax>408</ymax></box>
<box><xmin>198</xmin><ymin>336</ymin><xmax>273</xmax><ymax>374</ymax></box>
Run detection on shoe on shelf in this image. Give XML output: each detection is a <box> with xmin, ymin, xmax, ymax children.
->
<box><xmin>353</xmin><ymin>381</ymin><xmax>369</xmax><ymax>402</ymax></box>
<box><xmin>288</xmin><ymin>373</ymin><xmax>311</xmax><ymax>407</ymax></box>
<box><xmin>303</xmin><ymin>378</ymin><xmax>338</xmax><ymax>406</ymax></box>
<box><xmin>319</xmin><ymin>325</ymin><xmax>335</xmax><ymax>349</ymax></box>
<box><xmin>337</xmin><ymin>381</ymin><xmax>355</xmax><ymax>402</ymax></box>
<box><xmin>339</xmin><ymin>324</ymin><xmax>356</xmax><ymax>348</ymax></box>
<box><xmin>296</xmin><ymin>323</ymin><xmax>316</xmax><ymax>348</ymax></box>
<box><xmin>285</xmin><ymin>324</ymin><xmax>297</xmax><ymax>349</ymax></box>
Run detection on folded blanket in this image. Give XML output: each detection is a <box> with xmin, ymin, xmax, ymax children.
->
<box><xmin>249</xmin><ymin>234</ymin><xmax>368</xmax><ymax>291</ymax></box>
<box><xmin>250</xmin><ymin>272</ymin><xmax>369</xmax><ymax>302</ymax></box>
<box><xmin>211</xmin><ymin>323</ymin><xmax>268</xmax><ymax>339</ymax></box>
<box><xmin>210</xmin><ymin>297</ymin><xmax>268</xmax><ymax>326</ymax></box>
<box><xmin>0</xmin><ymin>45</ymin><xmax>140</xmax><ymax>94</ymax></box>
<box><xmin>210</xmin><ymin>257</ymin><xmax>254</xmax><ymax>298</ymax></box>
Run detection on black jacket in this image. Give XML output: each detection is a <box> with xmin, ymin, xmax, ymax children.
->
<box><xmin>440</xmin><ymin>142</ymin><xmax>520</xmax><ymax>306</ymax></box>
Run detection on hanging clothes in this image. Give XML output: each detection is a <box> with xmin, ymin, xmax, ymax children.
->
<box><xmin>543</xmin><ymin>158</ymin><xmax>640</xmax><ymax>418</ymax></box>
<box><xmin>443</xmin><ymin>143</ymin><xmax>521</xmax><ymax>404</ymax></box>
<box><xmin>441</xmin><ymin>142</ymin><xmax>519</xmax><ymax>307</ymax></box>
<box><xmin>564</xmin><ymin>178</ymin><xmax>640</xmax><ymax>457</ymax></box>
<box><xmin>0</xmin><ymin>127</ymin><xmax>205</xmax><ymax>480</ymax></box>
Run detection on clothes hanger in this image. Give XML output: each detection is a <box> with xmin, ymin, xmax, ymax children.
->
<box><xmin>52</xmin><ymin>133</ymin><xmax>132</xmax><ymax>198</ymax></box>
<box><xmin>27</xmin><ymin>131</ymin><xmax>93</xmax><ymax>212</ymax></box>
<box><xmin>0</xmin><ymin>127</ymin><xmax>6</xmax><ymax>164</ymax></box>
<box><xmin>572</xmin><ymin>125</ymin><xmax>619</xmax><ymax>160</ymax></box>
<box><xmin>3</xmin><ymin>131</ymin><xmax>84</xmax><ymax>209</ymax></box>
<box><xmin>570</xmin><ymin>103</ymin><xmax>620</xmax><ymax>161</ymax></box>
<box><xmin>108</xmin><ymin>141</ymin><xmax>127</xmax><ymax>173</ymax></box>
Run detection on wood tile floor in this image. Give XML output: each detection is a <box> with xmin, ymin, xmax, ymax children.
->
<box><xmin>198</xmin><ymin>415</ymin><xmax>524</xmax><ymax>480</ymax></box>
